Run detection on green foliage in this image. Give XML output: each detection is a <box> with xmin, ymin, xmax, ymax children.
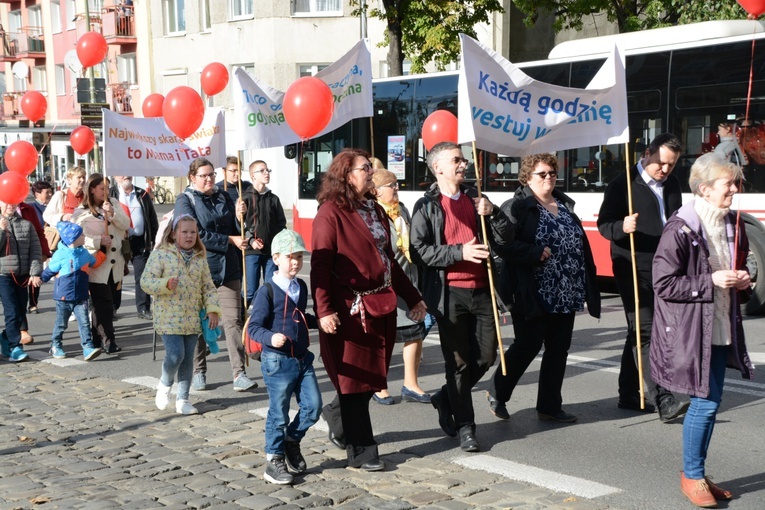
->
<box><xmin>513</xmin><ymin>0</ymin><xmax>748</xmax><ymax>33</ymax></box>
<box><xmin>353</xmin><ymin>0</ymin><xmax>504</xmax><ymax>74</ymax></box>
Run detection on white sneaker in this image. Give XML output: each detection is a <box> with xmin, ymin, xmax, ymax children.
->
<box><xmin>176</xmin><ymin>400</ymin><xmax>198</xmax><ymax>415</ymax></box>
<box><xmin>155</xmin><ymin>382</ymin><xmax>171</xmax><ymax>410</ymax></box>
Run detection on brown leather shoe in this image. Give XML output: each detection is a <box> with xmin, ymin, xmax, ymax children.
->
<box><xmin>681</xmin><ymin>472</ymin><xmax>717</xmax><ymax>508</ymax></box>
<box><xmin>705</xmin><ymin>477</ymin><xmax>733</xmax><ymax>500</ymax></box>
<box><xmin>20</xmin><ymin>331</ymin><xmax>34</xmax><ymax>345</ymax></box>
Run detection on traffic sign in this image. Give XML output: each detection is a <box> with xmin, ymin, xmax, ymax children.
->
<box><xmin>81</xmin><ymin>103</ymin><xmax>110</xmax><ymax>129</ymax></box>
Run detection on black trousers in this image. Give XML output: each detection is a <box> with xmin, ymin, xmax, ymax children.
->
<box><xmin>323</xmin><ymin>392</ymin><xmax>378</xmax><ymax>465</ymax></box>
<box><xmin>436</xmin><ymin>286</ymin><xmax>498</xmax><ymax>429</ymax></box>
<box><xmin>90</xmin><ymin>272</ymin><xmax>117</xmax><ymax>348</ymax></box>
<box><xmin>490</xmin><ymin>310</ymin><xmax>575</xmax><ymax>415</ymax></box>
<box><xmin>614</xmin><ymin>271</ymin><xmax>668</xmax><ymax>403</ymax></box>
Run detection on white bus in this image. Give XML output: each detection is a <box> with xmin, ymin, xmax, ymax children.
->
<box><xmin>291</xmin><ymin>20</ymin><xmax>765</xmax><ymax>314</ymax></box>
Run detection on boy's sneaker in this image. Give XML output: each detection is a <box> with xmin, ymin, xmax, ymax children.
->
<box><xmin>156</xmin><ymin>382</ymin><xmax>171</xmax><ymax>410</ymax></box>
<box><xmin>191</xmin><ymin>373</ymin><xmax>207</xmax><ymax>391</ymax></box>
<box><xmin>83</xmin><ymin>347</ymin><xmax>102</xmax><ymax>361</ymax></box>
<box><xmin>50</xmin><ymin>345</ymin><xmax>67</xmax><ymax>359</ymax></box>
<box><xmin>264</xmin><ymin>456</ymin><xmax>294</xmax><ymax>485</ymax></box>
<box><xmin>9</xmin><ymin>347</ymin><xmax>29</xmax><ymax>362</ymax></box>
<box><xmin>233</xmin><ymin>373</ymin><xmax>257</xmax><ymax>392</ymax></box>
<box><xmin>284</xmin><ymin>440</ymin><xmax>307</xmax><ymax>474</ymax></box>
<box><xmin>176</xmin><ymin>400</ymin><xmax>198</xmax><ymax>415</ymax></box>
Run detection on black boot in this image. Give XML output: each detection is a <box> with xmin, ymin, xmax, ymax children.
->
<box><xmin>346</xmin><ymin>444</ymin><xmax>383</xmax><ymax>471</ymax></box>
<box><xmin>107</xmin><ymin>340</ymin><xmax>121</xmax><ymax>354</ymax></box>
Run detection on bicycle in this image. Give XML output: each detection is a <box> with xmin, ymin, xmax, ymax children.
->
<box><xmin>152</xmin><ymin>181</ymin><xmax>173</xmax><ymax>204</ymax></box>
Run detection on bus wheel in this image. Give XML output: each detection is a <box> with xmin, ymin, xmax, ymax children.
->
<box><xmin>745</xmin><ymin>226</ymin><xmax>765</xmax><ymax>316</ymax></box>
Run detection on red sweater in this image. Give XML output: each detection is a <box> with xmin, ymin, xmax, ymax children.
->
<box><xmin>440</xmin><ymin>193</ymin><xmax>488</xmax><ymax>288</ymax></box>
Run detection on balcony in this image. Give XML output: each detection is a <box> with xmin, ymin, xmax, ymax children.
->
<box><xmin>107</xmin><ymin>82</ymin><xmax>134</xmax><ymax>115</ymax></box>
<box><xmin>101</xmin><ymin>8</ymin><xmax>135</xmax><ymax>44</ymax></box>
<box><xmin>75</xmin><ymin>15</ymin><xmax>102</xmax><ymax>38</ymax></box>
<box><xmin>2</xmin><ymin>92</ymin><xmax>22</xmax><ymax>119</ymax></box>
<box><xmin>0</xmin><ymin>32</ymin><xmax>20</xmax><ymax>62</ymax></box>
<box><xmin>15</xmin><ymin>27</ymin><xmax>45</xmax><ymax>59</ymax></box>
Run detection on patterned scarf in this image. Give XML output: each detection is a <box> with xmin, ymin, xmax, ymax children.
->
<box><xmin>378</xmin><ymin>199</ymin><xmax>411</xmax><ymax>262</ymax></box>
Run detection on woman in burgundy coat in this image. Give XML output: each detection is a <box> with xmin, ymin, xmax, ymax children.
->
<box><xmin>311</xmin><ymin>148</ymin><xmax>426</xmax><ymax>471</ymax></box>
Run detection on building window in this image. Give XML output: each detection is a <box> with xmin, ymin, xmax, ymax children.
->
<box><xmin>88</xmin><ymin>0</ymin><xmax>104</xmax><ymax>12</ymax></box>
<box><xmin>163</xmin><ymin>0</ymin><xmax>186</xmax><ymax>35</ymax></box>
<box><xmin>9</xmin><ymin>10</ymin><xmax>21</xmax><ymax>33</ymax></box>
<box><xmin>32</xmin><ymin>66</ymin><xmax>47</xmax><ymax>92</ymax></box>
<box><xmin>51</xmin><ymin>1</ymin><xmax>63</xmax><ymax>33</ymax></box>
<box><xmin>66</xmin><ymin>0</ymin><xmax>76</xmax><ymax>30</ymax></box>
<box><xmin>229</xmin><ymin>0</ymin><xmax>253</xmax><ymax>19</ymax></box>
<box><xmin>56</xmin><ymin>65</ymin><xmax>66</xmax><ymax>95</ymax></box>
<box><xmin>292</xmin><ymin>0</ymin><xmax>341</xmax><ymax>15</ymax></box>
<box><xmin>28</xmin><ymin>6</ymin><xmax>42</xmax><ymax>28</ymax></box>
<box><xmin>117</xmin><ymin>53</ymin><xmax>137</xmax><ymax>84</ymax></box>
<box><xmin>201</xmin><ymin>0</ymin><xmax>211</xmax><ymax>31</ymax></box>
<box><xmin>299</xmin><ymin>64</ymin><xmax>328</xmax><ymax>77</ymax></box>
<box><xmin>13</xmin><ymin>74</ymin><xmax>28</xmax><ymax>93</ymax></box>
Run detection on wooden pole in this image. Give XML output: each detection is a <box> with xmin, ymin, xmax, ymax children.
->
<box><xmin>238</xmin><ymin>151</ymin><xmax>246</xmax><ymax>310</ymax></box>
<box><xmin>624</xmin><ymin>141</ymin><xmax>646</xmax><ymax>410</ymax></box>
<box><xmin>471</xmin><ymin>141</ymin><xmax>506</xmax><ymax>376</ymax></box>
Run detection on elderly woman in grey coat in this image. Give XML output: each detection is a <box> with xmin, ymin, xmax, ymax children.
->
<box><xmin>651</xmin><ymin>152</ymin><xmax>754</xmax><ymax>508</ymax></box>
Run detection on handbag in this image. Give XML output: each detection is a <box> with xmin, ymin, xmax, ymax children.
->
<box><xmin>200</xmin><ymin>309</ymin><xmax>221</xmax><ymax>354</ymax></box>
<box><xmin>120</xmin><ymin>237</ymin><xmax>133</xmax><ymax>262</ymax></box>
<box><xmin>44</xmin><ymin>225</ymin><xmax>60</xmax><ymax>251</ymax></box>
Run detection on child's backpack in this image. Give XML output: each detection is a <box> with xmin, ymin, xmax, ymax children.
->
<box><xmin>243</xmin><ymin>280</ymin><xmax>308</xmax><ymax>361</ymax></box>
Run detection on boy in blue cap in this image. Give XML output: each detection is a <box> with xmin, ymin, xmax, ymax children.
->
<box><xmin>41</xmin><ymin>221</ymin><xmax>102</xmax><ymax>361</ymax></box>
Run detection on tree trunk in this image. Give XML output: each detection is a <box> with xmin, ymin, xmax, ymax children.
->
<box><xmin>383</xmin><ymin>0</ymin><xmax>404</xmax><ymax>76</ymax></box>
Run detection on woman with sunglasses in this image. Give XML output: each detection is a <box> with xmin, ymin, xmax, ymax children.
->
<box><xmin>486</xmin><ymin>153</ymin><xmax>600</xmax><ymax>424</ymax></box>
<box><xmin>311</xmin><ymin>148</ymin><xmax>426</xmax><ymax>471</ymax></box>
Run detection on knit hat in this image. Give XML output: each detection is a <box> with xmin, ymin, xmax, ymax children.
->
<box><xmin>372</xmin><ymin>169</ymin><xmax>397</xmax><ymax>188</ymax></box>
<box><xmin>271</xmin><ymin>229</ymin><xmax>307</xmax><ymax>255</ymax></box>
<box><xmin>57</xmin><ymin>221</ymin><xmax>83</xmax><ymax>247</ymax></box>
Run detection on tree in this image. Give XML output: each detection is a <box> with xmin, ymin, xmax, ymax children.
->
<box><xmin>512</xmin><ymin>0</ymin><xmax>747</xmax><ymax>33</ymax></box>
<box><xmin>353</xmin><ymin>0</ymin><xmax>504</xmax><ymax>76</ymax></box>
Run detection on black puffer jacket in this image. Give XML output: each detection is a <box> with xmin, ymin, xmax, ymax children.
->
<box><xmin>242</xmin><ymin>187</ymin><xmax>286</xmax><ymax>257</ymax></box>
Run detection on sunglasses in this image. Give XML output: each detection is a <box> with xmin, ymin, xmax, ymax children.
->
<box><xmin>377</xmin><ymin>182</ymin><xmax>399</xmax><ymax>189</ymax></box>
<box><xmin>532</xmin><ymin>171</ymin><xmax>558</xmax><ymax>179</ymax></box>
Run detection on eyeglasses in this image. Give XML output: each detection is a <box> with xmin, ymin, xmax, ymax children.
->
<box><xmin>352</xmin><ymin>164</ymin><xmax>373</xmax><ymax>173</ymax></box>
<box><xmin>377</xmin><ymin>182</ymin><xmax>399</xmax><ymax>190</ymax></box>
<box><xmin>253</xmin><ymin>168</ymin><xmax>272</xmax><ymax>174</ymax></box>
<box><xmin>443</xmin><ymin>156</ymin><xmax>469</xmax><ymax>166</ymax></box>
<box><xmin>195</xmin><ymin>172</ymin><xmax>215</xmax><ymax>180</ymax></box>
<box><xmin>532</xmin><ymin>171</ymin><xmax>558</xmax><ymax>180</ymax></box>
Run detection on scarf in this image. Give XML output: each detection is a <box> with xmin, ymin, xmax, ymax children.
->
<box><xmin>379</xmin><ymin>199</ymin><xmax>411</xmax><ymax>262</ymax></box>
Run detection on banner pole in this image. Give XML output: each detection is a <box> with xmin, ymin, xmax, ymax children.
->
<box><xmin>625</xmin><ymin>141</ymin><xmax>646</xmax><ymax>410</ymax></box>
<box><xmin>471</xmin><ymin>141</ymin><xmax>506</xmax><ymax>376</ymax></box>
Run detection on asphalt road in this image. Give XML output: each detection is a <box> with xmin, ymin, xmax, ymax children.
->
<box><xmin>17</xmin><ymin>211</ymin><xmax>765</xmax><ymax>509</ymax></box>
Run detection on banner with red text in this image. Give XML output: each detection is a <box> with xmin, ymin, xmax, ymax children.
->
<box><xmin>103</xmin><ymin>108</ymin><xmax>226</xmax><ymax>176</ymax></box>
<box><xmin>233</xmin><ymin>39</ymin><xmax>372</xmax><ymax>149</ymax></box>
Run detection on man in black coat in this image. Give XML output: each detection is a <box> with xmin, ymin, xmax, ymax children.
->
<box><xmin>111</xmin><ymin>176</ymin><xmax>159</xmax><ymax>320</ymax></box>
<box><xmin>598</xmin><ymin>133</ymin><xmax>689</xmax><ymax>421</ymax></box>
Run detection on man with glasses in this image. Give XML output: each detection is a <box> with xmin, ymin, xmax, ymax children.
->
<box><xmin>242</xmin><ymin>160</ymin><xmax>286</xmax><ymax>309</ymax></box>
<box><xmin>216</xmin><ymin>156</ymin><xmax>253</xmax><ymax>205</ymax></box>
<box><xmin>410</xmin><ymin>141</ymin><xmax>512</xmax><ymax>453</ymax></box>
<box><xmin>598</xmin><ymin>133</ymin><xmax>689</xmax><ymax>421</ymax></box>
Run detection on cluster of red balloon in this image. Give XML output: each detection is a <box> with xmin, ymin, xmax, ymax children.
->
<box><xmin>0</xmin><ymin>140</ymin><xmax>38</xmax><ymax>204</ymax></box>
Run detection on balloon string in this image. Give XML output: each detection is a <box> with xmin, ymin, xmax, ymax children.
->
<box><xmin>745</xmin><ymin>28</ymin><xmax>757</xmax><ymax>124</ymax></box>
<box><xmin>37</xmin><ymin>85</ymin><xmax>77</xmax><ymax>157</ymax></box>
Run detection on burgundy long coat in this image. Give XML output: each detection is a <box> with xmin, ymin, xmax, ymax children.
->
<box><xmin>311</xmin><ymin>200</ymin><xmax>423</xmax><ymax>394</ymax></box>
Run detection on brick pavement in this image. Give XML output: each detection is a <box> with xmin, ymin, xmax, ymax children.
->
<box><xmin>0</xmin><ymin>361</ymin><xmax>614</xmax><ymax>509</ymax></box>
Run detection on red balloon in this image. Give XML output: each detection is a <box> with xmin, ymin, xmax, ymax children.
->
<box><xmin>162</xmin><ymin>86</ymin><xmax>205</xmax><ymax>139</ymax></box>
<box><xmin>142</xmin><ymin>93</ymin><xmax>165</xmax><ymax>118</ymax></box>
<box><xmin>738</xmin><ymin>0</ymin><xmax>765</xmax><ymax>16</ymax></box>
<box><xmin>0</xmin><ymin>171</ymin><xmax>30</xmax><ymax>205</ymax></box>
<box><xmin>20</xmin><ymin>91</ymin><xmax>47</xmax><ymax>123</ymax></box>
<box><xmin>76</xmin><ymin>31</ymin><xmax>108</xmax><ymax>68</ymax></box>
<box><xmin>5</xmin><ymin>140</ymin><xmax>39</xmax><ymax>175</ymax></box>
<box><xmin>422</xmin><ymin>110</ymin><xmax>458</xmax><ymax>151</ymax></box>
<box><xmin>283</xmin><ymin>77</ymin><xmax>334</xmax><ymax>140</ymax></box>
<box><xmin>201</xmin><ymin>62</ymin><xmax>229</xmax><ymax>97</ymax></box>
<box><xmin>70</xmin><ymin>126</ymin><xmax>96</xmax><ymax>155</ymax></box>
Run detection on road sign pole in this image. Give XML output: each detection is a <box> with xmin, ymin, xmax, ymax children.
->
<box><xmin>85</xmin><ymin>0</ymin><xmax>100</xmax><ymax>175</ymax></box>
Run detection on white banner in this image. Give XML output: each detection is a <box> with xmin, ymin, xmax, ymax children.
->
<box><xmin>458</xmin><ymin>34</ymin><xmax>628</xmax><ymax>156</ymax></box>
<box><xmin>233</xmin><ymin>39</ymin><xmax>373</xmax><ymax>149</ymax></box>
<box><xmin>103</xmin><ymin>108</ymin><xmax>226</xmax><ymax>176</ymax></box>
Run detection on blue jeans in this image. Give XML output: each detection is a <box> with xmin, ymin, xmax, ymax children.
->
<box><xmin>261</xmin><ymin>350</ymin><xmax>322</xmax><ymax>455</ymax></box>
<box><xmin>161</xmin><ymin>334</ymin><xmax>198</xmax><ymax>401</ymax></box>
<box><xmin>52</xmin><ymin>300</ymin><xmax>94</xmax><ymax>350</ymax></box>
<box><xmin>683</xmin><ymin>345</ymin><xmax>728</xmax><ymax>479</ymax></box>
<box><xmin>0</xmin><ymin>274</ymin><xmax>27</xmax><ymax>348</ymax></box>
<box><xmin>245</xmin><ymin>254</ymin><xmax>276</xmax><ymax>306</ymax></box>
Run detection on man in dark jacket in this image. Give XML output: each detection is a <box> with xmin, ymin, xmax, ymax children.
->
<box><xmin>216</xmin><ymin>156</ymin><xmax>253</xmax><ymax>205</ymax></box>
<box><xmin>242</xmin><ymin>159</ymin><xmax>286</xmax><ymax>309</ymax></box>
<box><xmin>111</xmin><ymin>176</ymin><xmax>159</xmax><ymax>320</ymax></box>
<box><xmin>597</xmin><ymin>133</ymin><xmax>688</xmax><ymax>421</ymax></box>
<box><xmin>410</xmin><ymin>141</ymin><xmax>512</xmax><ymax>453</ymax></box>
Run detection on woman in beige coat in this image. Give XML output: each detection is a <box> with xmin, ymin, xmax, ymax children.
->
<box><xmin>73</xmin><ymin>174</ymin><xmax>130</xmax><ymax>354</ymax></box>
